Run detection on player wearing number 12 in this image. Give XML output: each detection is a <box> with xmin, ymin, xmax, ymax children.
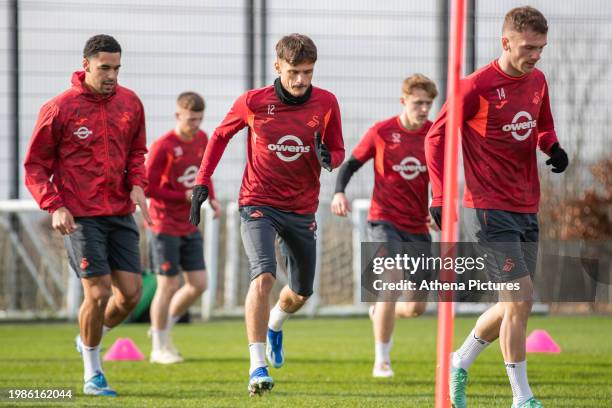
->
<box><xmin>189</xmin><ymin>33</ymin><xmax>345</xmax><ymax>396</ymax></box>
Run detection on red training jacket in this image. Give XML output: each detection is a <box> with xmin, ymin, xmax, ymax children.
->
<box><xmin>24</xmin><ymin>71</ymin><xmax>147</xmax><ymax>217</ymax></box>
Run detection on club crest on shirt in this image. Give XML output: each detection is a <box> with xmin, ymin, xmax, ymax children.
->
<box><xmin>174</xmin><ymin>146</ymin><xmax>184</xmax><ymax>157</ymax></box>
<box><xmin>307</xmin><ymin>115</ymin><xmax>320</xmax><ymax>128</ymax></box>
<box><xmin>120</xmin><ymin>111</ymin><xmax>133</xmax><ymax>123</ymax></box>
<box><xmin>391</xmin><ymin>133</ymin><xmax>401</xmax><ymax>143</ymax></box>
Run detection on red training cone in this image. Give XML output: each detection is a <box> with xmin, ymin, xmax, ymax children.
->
<box><xmin>103</xmin><ymin>337</ymin><xmax>145</xmax><ymax>361</ymax></box>
<box><xmin>526</xmin><ymin>329</ymin><xmax>561</xmax><ymax>353</ymax></box>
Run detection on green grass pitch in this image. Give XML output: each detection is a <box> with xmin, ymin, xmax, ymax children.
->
<box><xmin>0</xmin><ymin>316</ymin><xmax>610</xmax><ymax>407</ymax></box>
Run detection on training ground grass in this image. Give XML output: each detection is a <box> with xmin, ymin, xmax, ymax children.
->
<box><xmin>0</xmin><ymin>316</ymin><xmax>610</xmax><ymax>407</ymax></box>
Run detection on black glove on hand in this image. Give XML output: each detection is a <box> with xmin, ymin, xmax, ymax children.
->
<box><xmin>189</xmin><ymin>185</ymin><xmax>209</xmax><ymax>226</ymax></box>
<box><xmin>429</xmin><ymin>206</ymin><xmax>442</xmax><ymax>229</ymax></box>
<box><xmin>545</xmin><ymin>143</ymin><xmax>569</xmax><ymax>173</ymax></box>
<box><xmin>314</xmin><ymin>131</ymin><xmax>332</xmax><ymax>172</ymax></box>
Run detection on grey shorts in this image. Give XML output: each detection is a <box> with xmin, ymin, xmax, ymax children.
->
<box><xmin>464</xmin><ymin>208</ymin><xmax>539</xmax><ymax>282</ymax></box>
<box><xmin>149</xmin><ymin>231</ymin><xmax>206</xmax><ymax>276</ymax></box>
<box><xmin>65</xmin><ymin>215</ymin><xmax>142</xmax><ymax>278</ymax></box>
<box><xmin>240</xmin><ymin>205</ymin><xmax>317</xmax><ymax>297</ymax></box>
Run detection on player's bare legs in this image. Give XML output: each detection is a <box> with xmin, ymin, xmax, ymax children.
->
<box><xmin>499</xmin><ymin>275</ymin><xmax>534</xmax><ymax>361</ymax></box>
<box><xmin>169</xmin><ymin>271</ymin><xmax>207</xmax><ymax>319</ymax></box>
<box><xmin>373</xmin><ymin>302</ymin><xmax>396</xmax><ymax>343</ymax></box>
<box><xmin>371</xmin><ymin>301</ymin><xmax>396</xmax><ymax>378</ymax></box>
<box><xmin>151</xmin><ymin>275</ymin><xmax>180</xmax><ymax>332</ymax></box>
<box><xmin>104</xmin><ymin>270</ymin><xmax>142</xmax><ymax>328</ymax></box>
<box><xmin>278</xmin><ymin>285</ymin><xmax>309</xmax><ymax>313</ymax></box>
<box><xmin>150</xmin><ymin>271</ymin><xmax>205</xmax><ymax>363</ymax></box>
<box><xmin>395</xmin><ymin>301</ymin><xmax>427</xmax><ymax>318</ymax></box>
<box><xmin>371</xmin><ymin>288</ymin><xmax>427</xmax><ymax>377</ymax></box>
<box><xmin>246</xmin><ymin>273</ymin><xmax>276</xmax><ymax>343</ymax></box>
<box><xmin>474</xmin><ymin>301</ymin><xmax>505</xmax><ymax>342</ymax></box>
<box><xmin>77</xmin><ymin>276</ymin><xmax>112</xmax><ymax>394</ymax></box>
<box><xmin>150</xmin><ymin>275</ymin><xmax>180</xmax><ymax>363</ymax></box>
<box><xmin>80</xmin><ymin>276</ymin><xmax>112</xmax><ymax>348</ymax></box>
<box><xmin>245</xmin><ymin>273</ymin><xmax>276</xmax><ymax>395</ymax></box>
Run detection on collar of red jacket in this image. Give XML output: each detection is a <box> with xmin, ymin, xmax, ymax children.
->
<box><xmin>71</xmin><ymin>71</ymin><xmax>117</xmax><ymax>102</ymax></box>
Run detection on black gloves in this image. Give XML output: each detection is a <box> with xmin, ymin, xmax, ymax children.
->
<box><xmin>314</xmin><ymin>131</ymin><xmax>332</xmax><ymax>172</ymax></box>
<box><xmin>429</xmin><ymin>206</ymin><xmax>442</xmax><ymax>229</ymax></box>
<box><xmin>189</xmin><ymin>185</ymin><xmax>209</xmax><ymax>226</ymax></box>
<box><xmin>545</xmin><ymin>143</ymin><xmax>569</xmax><ymax>173</ymax></box>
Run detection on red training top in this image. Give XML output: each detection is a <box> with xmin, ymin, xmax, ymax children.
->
<box><xmin>196</xmin><ymin>85</ymin><xmax>345</xmax><ymax>214</ymax></box>
<box><xmin>146</xmin><ymin>129</ymin><xmax>216</xmax><ymax>236</ymax></box>
<box><xmin>353</xmin><ymin>116</ymin><xmax>431</xmax><ymax>233</ymax></box>
<box><xmin>425</xmin><ymin>60</ymin><xmax>558</xmax><ymax>213</ymax></box>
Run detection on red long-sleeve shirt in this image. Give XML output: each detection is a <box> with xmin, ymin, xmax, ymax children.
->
<box><xmin>196</xmin><ymin>85</ymin><xmax>344</xmax><ymax>214</ymax></box>
<box><xmin>24</xmin><ymin>71</ymin><xmax>147</xmax><ymax>216</ymax></box>
<box><xmin>353</xmin><ymin>117</ymin><xmax>431</xmax><ymax>233</ymax></box>
<box><xmin>146</xmin><ymin>129</ymin><xmax>215</xmax><ymax>236</ymax></box>
<box><xmin>425</xmin><ymin>60</ymin><xmax>558</xmax><ymax>213</ymax></box>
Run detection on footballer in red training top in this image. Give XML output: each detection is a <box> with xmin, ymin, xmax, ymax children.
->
<box><xmin>332</xmin><ymin>74</ymin><xmax>439</xmax><ymax>379</ymax></box>
<box><xmin>145</xmin><ymin>92</ymin><xmax>220</xmax><ymax>365</ymax></box>
<box><xmin>189</xmin><ymin>33</ymin><xmax>344</xmax><ymax>396</ymax></box>
<box><xmin>425</xmin><ymin>7</ymin><xmax>569</xmax><ymax>408</ymax></box>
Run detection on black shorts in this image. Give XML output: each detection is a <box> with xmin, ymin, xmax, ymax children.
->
<box><xmin>367</xmin><ymin>221</ymin><xmax>433</xmax><ymax>287</ymax></box>
<box><xmin>64</xmin><ymin>215</ymin><xmax>142</xmax><ymax>279</ymax></box>
<box><xmin>464</xmin><ymin>208</ymin><xmax>539</xmax><ymax>282</ymax></box>
<box><xmin>149</xmin><ymin>231</ymin><xmax>206</xmax><ymax>276</ymax></box>
<box><xmin>367</xmin><ymin>221</ymin><xmax>431</xmax><ymax>243</ymax></box>
<box><xmin>240</xmin><ymin>205</ymin><xmax>317</xmax><ymax>297</ymax></box>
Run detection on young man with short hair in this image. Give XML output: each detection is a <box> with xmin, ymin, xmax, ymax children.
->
<box><xmin>426</xmin><ymin>7</ymin><xmax>569</xmax><ymax>408</ymax></box>
<box><xmin>331</xmin><ymin>74</ymin><xmax>438</xmax><ymax>378</ymax></box>
<box><xmin>24</xmin><ymin>34</ymin><xmax>151</xmax><ymax>397</ymax></box>
<box><xmin>145</xmin><ymin>91</ymin><xmax>221</xmax><ymax>364</ymax></box>
<box><xmin>190</xmin><ymin>33</ymin><xmax>344</xmax><ymax>396</ymax></box>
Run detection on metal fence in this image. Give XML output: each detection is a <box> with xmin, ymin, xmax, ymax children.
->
<box><xmin>0</xmin><ymin>1</ymin><xmax>610</xmax><ymax>317</ymax></box>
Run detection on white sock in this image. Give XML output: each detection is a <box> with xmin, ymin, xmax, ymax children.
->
<box><xmin>268</xmin><ymin>303</ymin><xmax>290</xmax><ymax>332</ymax></box>
<box><xmin>166</xmin><ymin>315</ymin><xmax>181</xmax><ymax>331</ymax></box>
<box><xmin>506</xmin><ymin>360</ymin><xmax>533</xmax><ymax>406</ymax></box>
<box><xmin>248</xmin><ymin>343</ymin><xmax>267</xmax><ymax>375</ymax></box>
<box><xmin>374</xmin><ymin>340</ymin><xmax>393</xmax><ymax>364</ymax></box>
<box><xmin>82</xmin><ymin>344</ymin><xmax>103</xmax><ymax>381</ymax></box>
<box><xmin>151</xmin><ymin>328</ymin><xmax>169</xmax><ymax>351</ymax></box>
<box><xmin>102</xmin><ymin>325</ymin><xmax>112</xmax><ymax>337</ymax></box>
<box><xmin>452</xmin><ymin>328</ymin><xmax>491</xmax><ymax>370</ymax></box>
